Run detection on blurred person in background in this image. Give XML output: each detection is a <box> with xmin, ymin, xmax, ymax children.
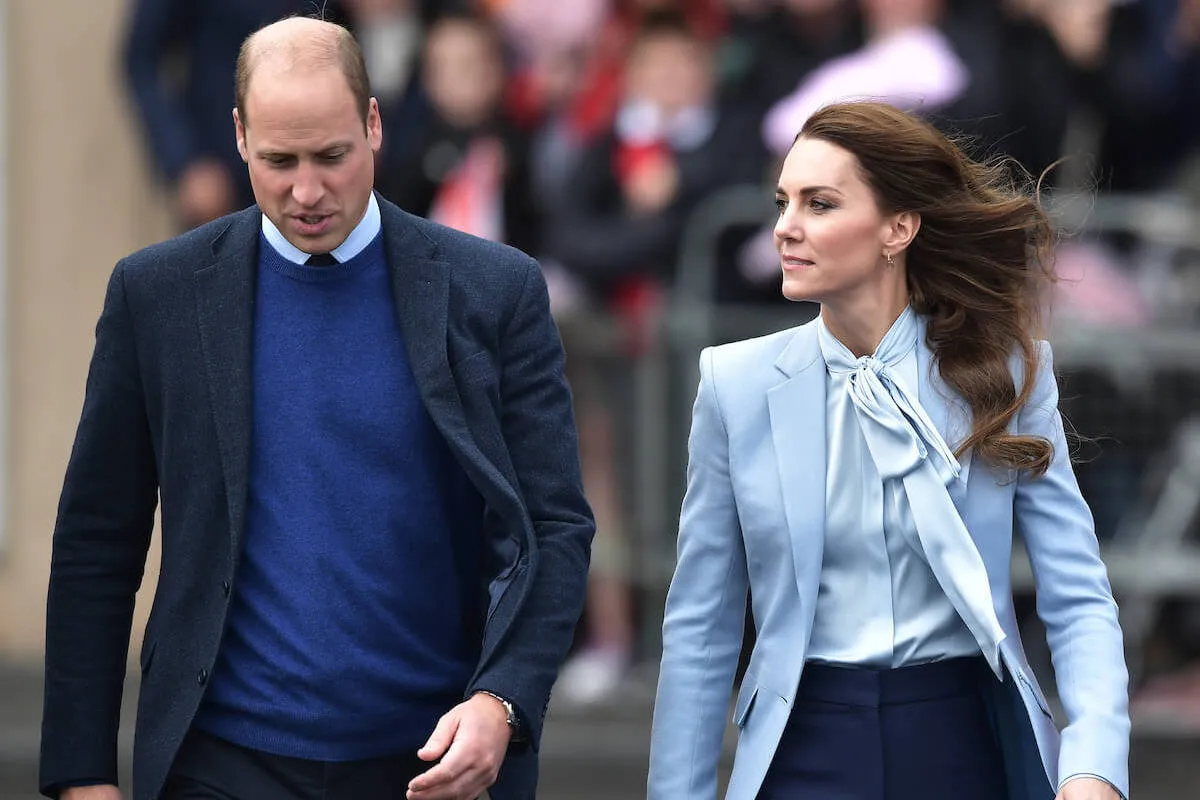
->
<box><xmin>717</xmin><ymin>0</ymin><xmax>862</xmax><ymax>122</ymax></box>
<box><xmin>42</xmin><ymin>16</ymin><xmax>593</xmax><ymax>800</ymax></box>
<box><xmin>997</xmin><ymin>0</ymin><xmax>1181</xmax><ymax>191</ymax></box>
<box><xmin>717</xmin><ymin>0</ymin><xmax>863</xmax><ymax>306</ymax></box>
<box><xmin>500</xmin><ymin>0</ymin><xmax>725</xmax><ymax>143</ymax></box>
<box><xmin>649</xmin><ymin>101</ymin><xmax>1128</xmax><ymax>800</ymax></box>
<box><xmin>543</xmin><ymin>10</ymin><xmax>768</xmax><ymax>706</ymax></box>
<box><xmin>340</xmin><ymin>0</ymin><xmax>433</xmax><ymax>176</ymax></box>
<box><xmin>1166</xmin><ymin>0</ymin><xmax>1200</xmax><ymax>186</ymax></box>
<box><xmin>122</xmin><ymin>0</ymin><xmax>348</xmax><ymax>229</ymax></box>
<box><xmin>375</xmin><ymin>10</ymin><xmax>539</xmax><ymax>253</ymax></box>
<box><xmin>544</xmin><ymin>10</ymin><xmax>765</xmax><ymax>306</ymax></box>
<box><xmin>994</xmin><ymin>0</ymin><xmax>1189</xmax><ymax>566</ymax></box>
<box><xmin>1109</xmin><ymin>0</ymin><xmax>1200</xmax><ymax>728</ymax></box>
<box><xmin>762</xmin><ymin>0</ymin><xmax>1006</xmax><ymax>156</ymax></box>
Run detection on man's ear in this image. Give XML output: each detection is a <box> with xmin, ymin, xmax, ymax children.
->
<box><xmin>366</xmin><ymin>97</ymin><xmax>383</xmax><ymax>153</ymax></box>
<box><xmin>233</xmin><ymin>108</ymin><xmax>248</xmax><ymax>163</ymax></box>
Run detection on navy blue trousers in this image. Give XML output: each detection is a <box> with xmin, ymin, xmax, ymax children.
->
<box><xmin>161</xmin><ymin>729</ymin><xmax>428</xmax><ymax>799</ymax></box>
<box><xmin>758</xmin><ymin>657</ymin><xmax>1009</xmax><ymax>800</ymax></box>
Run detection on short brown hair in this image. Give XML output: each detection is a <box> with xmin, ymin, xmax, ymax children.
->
<box><xmin>235</xmin><ymin>17</ymin><xmax>372</xmax><ymax>130</ymax></box>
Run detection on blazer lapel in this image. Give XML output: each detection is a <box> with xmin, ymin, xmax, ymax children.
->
<box><xmin>766</xmin><ymin>324</ymin><xmax>827</xmax><ymax>606</ymax></box>
<box><xmin>379</xmin><ymin>200</ymin><xmax>513</xmax><ymax>515</ymax></box>
<box><xmin>194</xmin><ymin>209</ymin><xmax>260</xmax><ymax>555</ymax></box>
<box><xmin>916</xmin><ymin>320</ymin><xmax>974</xmax><ymax>506</ymax></box>
<box><xmin>380</xmin><ymin>204</ymin><xmax>457</xmax><ymax>425</ymax></box>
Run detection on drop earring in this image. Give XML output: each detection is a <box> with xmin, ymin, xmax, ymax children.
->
<box><xmin>884</xmin><ymin>251</ymin><xmax>895</xmax><ymax>268</ymax></box>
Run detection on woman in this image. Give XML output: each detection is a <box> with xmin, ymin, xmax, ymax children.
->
<box><xmin>648</xmin><ymin>101</ymin><xmax>1129</xmax><ymax>800</ymax></box>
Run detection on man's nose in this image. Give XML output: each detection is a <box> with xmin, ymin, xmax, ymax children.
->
<box><xmin>291</xmin><ymin>164</ymin><xmax>326</xmax><ymax>207</ymax></box>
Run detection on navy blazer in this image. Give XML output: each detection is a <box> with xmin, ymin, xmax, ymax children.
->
<box><xmin>40</xmin><ymin>197</ymin><xmax>595</xmax><ymax>800</ymax></box>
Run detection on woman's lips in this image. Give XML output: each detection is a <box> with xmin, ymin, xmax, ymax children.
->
<box><xmin>782</xmin><ymin>256</ymin><xmax>815</xmax><ymax>270</ymax></box>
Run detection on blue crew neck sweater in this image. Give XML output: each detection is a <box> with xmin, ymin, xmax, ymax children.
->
<box><xmin>195</xmin><ymin>232</ymin><xmax>485</xmax><ymax>760</ymax></box>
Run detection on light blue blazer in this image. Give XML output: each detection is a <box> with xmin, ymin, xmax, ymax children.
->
<box><xmin>648</xmin><ymin>318</ymin><xmax>1130</xmax><ymax>800</ymax></box>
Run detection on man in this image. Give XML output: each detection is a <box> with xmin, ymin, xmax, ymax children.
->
<box><xmin>41</xmin><ymin>15</ymin><xmax>593</xmax><ymax>800</ymax></box>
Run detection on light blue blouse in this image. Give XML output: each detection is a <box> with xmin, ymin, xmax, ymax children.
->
<box><xmin>807</xmin><ymin>306</ymin><xmax>981</xmax><ymax>667</ymax></box>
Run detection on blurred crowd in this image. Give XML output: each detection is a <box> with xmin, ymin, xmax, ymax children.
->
<box><xmin>120</xmin><ymin>0</ymin><xmax>1200</xmax><ymax>720</ymax></box>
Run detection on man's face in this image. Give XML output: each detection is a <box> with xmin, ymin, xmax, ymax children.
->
<box><xmin>235</xmin><ymin>65</ymin><xmax>382</xmax><ymax>254</ymax></box>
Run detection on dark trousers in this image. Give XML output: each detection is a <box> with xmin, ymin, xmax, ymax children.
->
<box><xmin>759</xmin><ymin>657</ymin><xmax>1009</xmax><ymax>800</ymax></box>
<box><xmin>162</xmin><ymin>729</ymin><xmax>429</xmax><ymax>800</ymax></box>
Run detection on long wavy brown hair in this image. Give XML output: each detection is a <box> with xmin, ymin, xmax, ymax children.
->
<box><xmin>799</xmin><ymin>101</ymin><xmax>1055</xmax><ymax>476</ymax></box>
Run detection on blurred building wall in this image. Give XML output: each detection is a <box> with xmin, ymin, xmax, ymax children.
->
<box><xmin>0</xmin><ymin>0</ymin><xmax>173</xmax><ymax>665</ymax></box>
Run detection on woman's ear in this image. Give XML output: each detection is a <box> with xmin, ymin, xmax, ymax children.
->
<box><xmin>884</xmin><ymin>210</ymin><xmax>921</xmax><ymax>254</ymax></box>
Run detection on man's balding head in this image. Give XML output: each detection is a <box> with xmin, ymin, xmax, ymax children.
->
<box><xmin>231</xmin><ymin>15</ymin><xmax>383</xmax><ymax>255</ymax></box>
<box><xmin>235</xmin><ymin>16</ymin><xmax>371</xmax><ymax>131</ymax></box>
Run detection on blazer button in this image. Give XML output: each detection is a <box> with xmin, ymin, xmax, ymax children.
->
<box><xmin>221</xmin><ymin>580</ymin><xmax>230</xmax><ymax>598</ymax></box>
<box><xmin>197</xmin><ymin>668</ymin><xmax>209</xmax><ymax>685</ymax></box>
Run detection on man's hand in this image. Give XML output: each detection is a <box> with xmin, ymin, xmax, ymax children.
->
<box><xmin>407</xmin><ymin>693</ymin><xmax>512</xmax><ymax>800</ymax></box>
<box><xmin>60</xmin><ymin>785</ymin><xmax>122</xmax><ymax>800</ymax></box>
<box><xmin>1057</xmin><ymin>776</ymin><xmax>1122</xmax><ymax>800</ymax></box>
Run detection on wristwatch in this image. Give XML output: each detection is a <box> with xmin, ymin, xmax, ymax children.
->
<box><xmin>476</xmin><ymin>691</ymin><xmax>526</xmax><ymax>742</ymax></box>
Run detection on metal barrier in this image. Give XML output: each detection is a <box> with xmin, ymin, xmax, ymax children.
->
<box><xmin>1035</xmin><ymin>192</ymin><xmax>1200</xmax><ymax>687</ymax></box>
<box><xmin>634</xmin><ymin>183</ymin><xmax>1200</xmax><ymax>693</ymax></box>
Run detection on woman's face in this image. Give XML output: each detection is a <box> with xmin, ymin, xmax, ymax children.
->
<box><xmin>773</xmin><ymin>137</ymin><xmax>899</xmax><ymax>305</ymax></box>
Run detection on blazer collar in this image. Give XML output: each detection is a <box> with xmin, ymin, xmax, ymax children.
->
<box><xmin>373</xmin><ymin>198</ymin><xmax>530</xmax><ymax>540</ymax></box>
<box><xmin>200</xmin><ymin>206</ymin><xmax>261</xmax><ymax>269</ymax></box>
<box><xmin>767</xmin><ymin>321</ymin><xmax>827</xmax><ymax>622</ymax></box>
<box><xmin>377</xmin><ymin>197</ymin><xmax>454</xmax><ymax>411</ymax></box>
<box><xmin>773</xmin><ymin>318</ymin><xmax>822</xmax><ymax>379</ymax></box>
<box><xmin>194</xmin><ymin>207</ymin><xmax>260</xmax><ymax>555</ymax></box>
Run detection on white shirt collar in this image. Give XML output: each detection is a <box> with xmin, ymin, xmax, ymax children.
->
<box><xmin>260</xmin><ymin>192</ymin><xmax>382</xmax><ymax>265</ymax></box>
